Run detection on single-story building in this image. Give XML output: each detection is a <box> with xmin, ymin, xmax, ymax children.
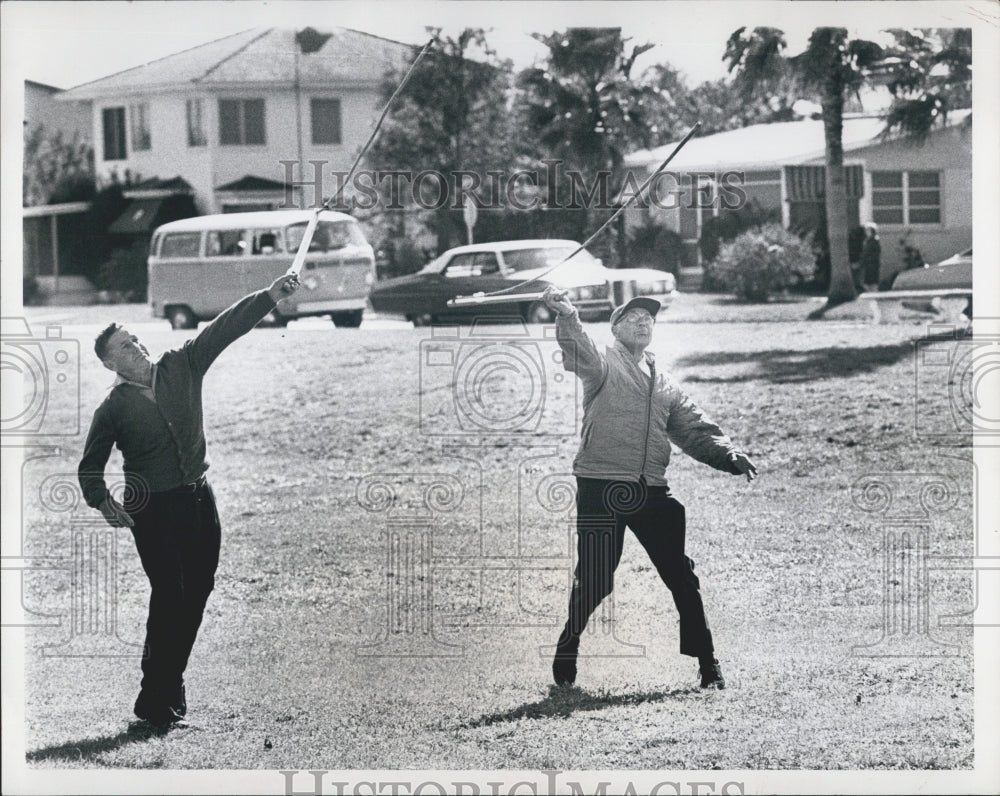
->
<box><xmin>623</xmin><ymin>110</ymin><xmax>971</xmax><ymax>284</ymax></box>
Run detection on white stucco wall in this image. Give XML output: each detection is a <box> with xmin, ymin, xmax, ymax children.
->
<box><xmin>92</xmin><ymin>84</ymin><xmax>383</xmax><ymax>213</ymax></box>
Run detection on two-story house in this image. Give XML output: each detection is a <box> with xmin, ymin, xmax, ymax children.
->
<box><xmin>57</xmin><ymin>26</ymin><xmax>412</xmax><ymax>216</ymax></box>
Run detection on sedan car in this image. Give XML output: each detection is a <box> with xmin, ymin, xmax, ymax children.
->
<box><xmin>891</xmin><ymin>247</ymin><xmax>972</xmax><ymax>315</ymax></box>
<box><xmin>369</xmin><ymin>239</ymin><xmax>676</xmax><ymax>326</ymax></box>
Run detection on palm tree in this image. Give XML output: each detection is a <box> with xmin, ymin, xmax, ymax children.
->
<box><xmin>516</xmin><ymin>28</ymin><xmax>658</xmax><ymax>264</ymax></box>
<box><xmin>725</xmin><ymin>27</ymin><xmax>885</xmax><ymax>308</ymax></box>
<box><xmin>725</xmin><ymin>26</ymin><xmax>971</xmax><ymax>312</ymax></box>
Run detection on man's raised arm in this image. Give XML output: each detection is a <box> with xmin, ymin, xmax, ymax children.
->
<box><xmin>543</xmin><ymin>286</ymin><xmax>607</xmax><ymax>389</ymax></box>
<box><xmin>187</xmin><ymin>274</ymin><xmax>300</xmax><ymax>374</ymax></box>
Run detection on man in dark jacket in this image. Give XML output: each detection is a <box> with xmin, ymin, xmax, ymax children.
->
<box><xmin>78</xmin><ymin>274</ymin><xmax>299</xmax><ymax>725</ymax></box>
<box><xmin>542</xmin><ymin>286</ymin><xmax>756</xmax><ymax>690</ymax></box>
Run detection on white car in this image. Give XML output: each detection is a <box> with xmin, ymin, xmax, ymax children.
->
<box><xmin>369</xmin><ymin>239</ymin><xmax>676</xmax><ymax>325</ymax></box>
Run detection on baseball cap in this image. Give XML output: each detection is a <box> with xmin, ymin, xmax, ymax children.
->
<box><xmin>610</xmin><ymin>296</ymin><xmax>661</xmax><ymax>326</ymax></box>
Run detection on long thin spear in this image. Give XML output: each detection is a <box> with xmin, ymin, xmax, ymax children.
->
<box><xmin>288</xmin><ymin>38</ymin><xmax>435</xmax><ymax>275</ymax></box>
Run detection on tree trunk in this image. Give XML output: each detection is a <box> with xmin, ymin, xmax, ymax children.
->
<box><xmin>821</xmin><ymin>85</ymin><xmax>857</xmax><ymax>307</ymax></box>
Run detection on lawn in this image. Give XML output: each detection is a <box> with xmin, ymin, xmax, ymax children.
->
<box><xmin>11</xmin><ymin>293</ymin><xmax>977</xmax><ymax>774</ymax></box>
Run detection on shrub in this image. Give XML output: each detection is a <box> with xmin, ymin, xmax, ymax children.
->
<box><xmin>627</xmin><ymin>221</ymin><xmax>687</xmax><ymax>275</ymax></box>
<box><xmin>710</xmin><ymin>224</ymin><xmax>816</xmax><ymax>302</ymax></box>
<box><xmin>98</xmin><ymin>239</ymin><xmax>149</xmax><ymax>302</ymax></box>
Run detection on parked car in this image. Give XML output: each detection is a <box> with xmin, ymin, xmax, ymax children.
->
<box><xmin>891</xmin><ymin>247</ymin><xmax>972</xmax><ymax>316</ymax></box>
<box><xmin>148</xmin><ymin>210</ymin><xmax>376</xmax><ymax>329</ymax></box>
<box><xmin>368</xmin><ymin>239</ymin><xmax>676</xmax><ymax>326</ymax></box>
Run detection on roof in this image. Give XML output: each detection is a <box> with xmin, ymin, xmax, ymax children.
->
<box><xmin>625</xmin><ymin>110</ymin><xmax>972</xmax><ymax>172</ymax></box>
<box><xmin>153</xmin><ymin>209</ymin><xmax>353</xmax><ymax>234</ymax></box>
<box><xmin>128</xmin><ymin>176</ymin><xmax>194</xmax><ymax>193</ymax></box>
<box><xmin>439</xmin><ymin>239</ymin><xmax>582</xmax><ymax>256</ymax></box>
<box><xmin>58</xmin><ymin>27</ymin><xmax>413</xmax><ymax>100</ymax></box>
<box><xmin>216</xmin><ymin>175</ymin><xmax>288</xmax><ymax>192</ymax></box>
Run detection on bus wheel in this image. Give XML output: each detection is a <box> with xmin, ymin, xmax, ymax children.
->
<box><xmin>166</xmin><ymin>306</ymin><xmax>198</xmax><ymax>330</ymax></box>
<box><xmin>332</xmin><ymin>310</ymin><xmax>363</xmax><ymax>328</ymax></box>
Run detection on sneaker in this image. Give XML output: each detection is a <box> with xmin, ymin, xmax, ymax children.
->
<box><xmin>552</xmin><ymin>651</ymin><xmax>577</xmax><ymax>686</ymax></box>
<box><xmin>699</xmin><ymin>659</ymin><xmax>726</xmax><ymax>690</ymax></box>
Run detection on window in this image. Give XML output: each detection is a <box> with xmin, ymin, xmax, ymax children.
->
<box><xmin>206</xmin><ymin>230</ymin><xmax>249</xmax><ymax>257</ymax></box>
<box><xmin>130</xmin><ymin>103</ymin><xmax>151</xmax><ymax>151</ymax></box>
<box><xmin>442</xmin><ymin>252</ymin><xmax>500</xmax><ymax>278</ymax></box>
<box><xmin>286</xmin><ymin>220</ymin><xmax>366</xmax><ymax>252</ymax></box>
<box><xmin>102</xmin><ymin>107</ymin><xmax>126</xmax><ymax>161</ymax></box>
<box><xmin>219</xmin><ymin>99</ymin><xmax>266</xmax><ymax>145</ymax></box>
<box><xmin>159</xmin><ymin>232</ymin><xmax>202</xmax><ymax>258</ymax></box>
<box><xmin>872</xmin><ymin>170</ymin><xmax>941</xmax><ymax>225</ymax></box>
<box><xmin>186</xmin><ymin>99</ymin><xmax>206</xmax><ymax>147</ymax></box>
<box><xmin>250</xmin><ymin>229</ymin><xmax>283</xmax><ymax>255</ymax></box>
<box><xmin>311</xmin><ymin>98</ymin><xmax>342</xmax><ymax>144</ymax></box>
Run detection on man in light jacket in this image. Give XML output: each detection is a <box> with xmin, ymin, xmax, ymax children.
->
<box><xmin>542</xmin><ymin>286</ymin><xmax>756</xmax><ymax>689</ymax></box>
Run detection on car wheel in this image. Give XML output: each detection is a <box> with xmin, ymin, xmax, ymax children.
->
<box><xmin>166</xmin><ymin>305</ymin><xmax>198</xmax><ymax>330</ymax></box>
<box><xmin>332</xmin><ymin>310</ymin><xmax>364</xmax><ymax>328</ymax></box>
<box><xmin>525</xmin><ymin>301</ymin><xmax>555</xmax><ymax>324</ymax></box>
<box><xmin>409</xmin><ymin>313</ymin><xmax>433</xmax><ymax>327</ymax></box>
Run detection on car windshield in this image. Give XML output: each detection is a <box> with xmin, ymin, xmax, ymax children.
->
<box><xmin>286</xmin><ymin>220</ymin><xmax>366</xmax><ymax>253</ymax></box>
<box><xmin>502</xmin><ymin>246</ymin><xmax>596</xmax><ymax>272</ymax></box>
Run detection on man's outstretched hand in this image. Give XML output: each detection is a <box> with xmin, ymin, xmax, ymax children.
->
<box><xmin>542</xmin><ymin>286</ymin><xmax>575</xmax><ymax>317</ymax></box>
<box><xmin>729</xmin><ymin>452</ymin><xmax>758</xmax><ymax>482</ymax></box>
<box><xmin>268</xmin><ymin>274</ymin><xmax>301</xmax><ymax>303</ymax></box>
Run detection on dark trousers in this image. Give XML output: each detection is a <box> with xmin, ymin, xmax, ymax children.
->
<box><xmin>126</xmin><ymin>478</ymin><xmax>221</xmax><ymax>712</ymax></box>
<box><xmin>557</xmin><ymin>477</ymin><xmax>714</xmax><ymax>659</ymax></box>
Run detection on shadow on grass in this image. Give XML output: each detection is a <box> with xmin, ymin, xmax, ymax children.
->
<box><xmin>26</xmin><ymin>720</ymin><xmax>180</xmax><ymax>764</ymax></box>
<box><xmin>458</xmin><ymin>685</ymin><xmax>696</xmax><ymax>729</ymax></box>
<box><xmin>675</xmin><ymin>329</ymin><xmax>965</xmax><ymax>385</ymax></box>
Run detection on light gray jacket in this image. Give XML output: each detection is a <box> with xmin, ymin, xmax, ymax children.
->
<box><xmin>556</xmin><ymin>311</ymin><xmax>741</xmax><ymax>486</ymax></box>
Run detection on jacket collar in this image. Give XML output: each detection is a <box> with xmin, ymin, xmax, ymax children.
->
<box><xmin>612</xmin><ymin>339</ymin><xmax>655</xmax><ymax>369</ymax></box>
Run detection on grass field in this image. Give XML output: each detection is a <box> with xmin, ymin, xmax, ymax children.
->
<box><xmin>13</xmin><ymin>293</ymin><xmax>976</xmax><ymax>771</ymax></box>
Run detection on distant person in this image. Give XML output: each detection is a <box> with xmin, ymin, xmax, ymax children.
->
<box><xmin>859</xmin><ymin>223</ymin><xmax>881</xmax><ymax>292</ymax></box>
<box><xmin>542</xmin><ymin>287</ymin><xmax>757</xmax><ymax>691</ymax></box>
<box><xmin>78</xmin><ymin>274</ymin><xmax>300</xmax><ymax>727</ymax></box>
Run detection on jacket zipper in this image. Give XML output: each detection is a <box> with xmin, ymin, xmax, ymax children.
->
<box><xmin>639</xmin><ymin>360</ymin><xmax>655</xmax><ymax>477</ymax></box>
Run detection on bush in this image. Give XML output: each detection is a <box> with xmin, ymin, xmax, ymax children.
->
<box><xmin>98</xmin><ymin>239</ymin><xmax>149</xmax><ymax>302</ymax></box>
<box><xmin>698</xmin><ymin>199</ymin><xmax>781</xmax><ymax>265</ymax></box>
<box><xmin>627</xmin><ymin>222</ymin><xmax>687</xmax><ymax>275</ymax></box>
<box><xmin>709</xmin><ymin>224</ymin><xmax>816</xmax><ymax>302</ymax></box>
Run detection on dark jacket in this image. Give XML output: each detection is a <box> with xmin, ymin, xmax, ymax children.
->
<box><xmin>78</xmin><ymin>290</ymin><xmax>276</xmax><ymax>507</ymax></box>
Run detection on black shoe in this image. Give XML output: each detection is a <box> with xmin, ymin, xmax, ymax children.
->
<box><xmin>172</xmin><ymin>683</ymin><xmax>187</xmax><ymax>718</ymax></box>
<box><xmin>552</xmin><ymin>650</ymin><xmax>578</xmax><ymax>686</ymax></box>
<box><xmin>699</xmin><ymin>658</ymin><xmax>726</xmax><ymax>690</ymax></box>
<box><xmin>134</xmin><ymin>703</ymin><xmax>184</xmax><ymax>726</ymax></box>
<box><xmin>134</xmin><ymin>691</ymin><xmax>184</xmax><ymax>726</ymax></box>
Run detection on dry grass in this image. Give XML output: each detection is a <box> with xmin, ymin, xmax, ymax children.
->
<box><xmin>16</xmin><ymin>293</ymin><xmax>975</xmax><ymax>770</ymax></box>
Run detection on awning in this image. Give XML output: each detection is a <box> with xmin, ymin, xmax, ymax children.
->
<box><xmin>784</xmin><ymin>165</ymin><xmax>864</xmax><ymax>201</ymax></box>
<box><xmin>108</xmin><ymin>198</ymin><xmax>165</xmax><ymax>234</ymax></box>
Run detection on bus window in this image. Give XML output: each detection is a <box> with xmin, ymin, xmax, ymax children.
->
<box><xmin>251</xmin><ymin>229</ymin><xmax>282</xmax><ymax>255</ymax></box>
<box><xmin>286</xmin><ymin>219</ymin><xmax>365</xmax><ymax>253</ymax></box>
<box><xmin>207</xmin><ymin>229</ymin><xmax>249</xmax><ymax>257</ymax></box>
<box><xmin>160</xmin><ymin>232</ymin><xmax>202</xmax><ymax>258</ymax></box>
